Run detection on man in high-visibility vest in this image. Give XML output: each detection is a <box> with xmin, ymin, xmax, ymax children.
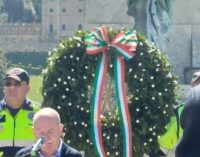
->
<box><xmin>0</xmin><ymin>67</ymin><xmax>40</xmax><ymax>157</ymax></box>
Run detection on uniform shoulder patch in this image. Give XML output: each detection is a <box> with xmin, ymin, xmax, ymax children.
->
<box><xmin>28</xmin><ymin>112</ymin><xmax>35</xmax><ymax>120</ymax></box>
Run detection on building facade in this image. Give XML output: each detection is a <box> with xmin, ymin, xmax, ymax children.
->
<box><xmin>0</xmin><ymin>0</ymin><xmax>199</xmax><ymax>83</ymax></box>
<box><xmin>41</xmin><ymin>0</ymin><xmax>85</xmax><ymax>40</ymax></box>
<box><xmin>0</xmin><ymin>0</ymin><xmax>133</xmax><ymax>52</ymax></box>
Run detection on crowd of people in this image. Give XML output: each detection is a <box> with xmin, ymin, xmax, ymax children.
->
<box><xmin>0</xmin><ymin>67</ymin><xmax>200</xmax><ymax>157</ymax></box>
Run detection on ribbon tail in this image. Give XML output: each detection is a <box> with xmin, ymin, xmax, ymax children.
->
<box><xmin>114</xmin><ymin>57</ymin><xmax>132</xmax><ymax>157</ymax></box>
<box><xmin>90</xmin><ymin>53</ymin><xmax>108</xmax><ymax>157</ymax></box>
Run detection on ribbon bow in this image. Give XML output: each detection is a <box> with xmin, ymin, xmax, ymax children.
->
<box><xmin>85</xmin><ymin>26</ymin><xmax>138</xmax><ymax>157</ymax></box>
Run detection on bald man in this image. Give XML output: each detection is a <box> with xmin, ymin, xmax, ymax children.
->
<box><xmin>15</xmin><ymin>108</ymin><xmax>82</xmax><ymax>157</ymax></box>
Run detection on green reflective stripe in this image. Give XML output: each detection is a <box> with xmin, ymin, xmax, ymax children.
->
<box><xmin>15</xmin><ymin>140</ymin><xmax>34</xmax><ymax>147</ymax></box>
<box><xmin>0</xmin><ymin>140</ymin><xmax>12</xmax><ymax>147</ymax></box>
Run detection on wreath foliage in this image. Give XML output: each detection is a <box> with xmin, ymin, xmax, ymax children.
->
<box><xmin>42</xmin><ymin>27</ymin><xmax>179</xmax><ymax>157</ymax></box>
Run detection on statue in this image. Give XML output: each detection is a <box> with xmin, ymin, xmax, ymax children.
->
<box><xmin>127</xmin><ymin>0</ymin><xmax>174</xmax><ymax>53</ymax></box>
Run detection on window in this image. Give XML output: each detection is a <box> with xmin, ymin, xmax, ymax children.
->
<box><xmin>62</xmin><ymin>24</ymin><xmax>66</xmax><ymax>31</ymax></box>
<box><xmin>62</xmin><ymin>8</ymin><xmax>66</xmax><ymax>13</ymax></box>
<box><xmin>49</xmin><ymin>8</ymin><xmax>54</xmax><ymax>12</ymax></box>
<box><xmin>78</xmin><ymin>24</ymin><xmax>82</xmax><ymax>30</ymax></box>
<box><xmin>49</xmin><ymin>24</ymin><xmax>53</xmax><ymax>33</ymax></box>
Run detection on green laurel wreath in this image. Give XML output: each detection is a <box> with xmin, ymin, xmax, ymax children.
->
<box><xmin>42</xmin><ymin>27</ymin><xmax>178</xmax><ymax>157</ymax></box>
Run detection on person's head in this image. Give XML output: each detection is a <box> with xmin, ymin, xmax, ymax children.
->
<box><xmin>191</xmin><ymin>71</ymin><xmax>200</xmax><ymax>87</ymax></box>
<box><xmin>126</xmin><ymin>0</ymin><xmax>148</xmax><ymax>35</ymax></box>
<box><xmin>33</xmin><ymin>107</ymin><xmax>64</xmax><ymax>156</ymax></box>
<box><xmin>3</xmin><ymin>68</ymin><xmax>30</xmax><ymax>107</ymax></box>
<box><xmin>185</xmin><ymin>84</ymin><xmax>200</xmax><ymax>111</ymax></box>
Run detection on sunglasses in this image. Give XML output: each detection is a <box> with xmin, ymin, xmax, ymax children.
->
<box><xmin>4</xmin><ymin>81</ymin><xmax>21</xmax><ymax>87</ymax></box>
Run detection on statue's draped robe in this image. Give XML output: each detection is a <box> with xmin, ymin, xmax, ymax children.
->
<box><xmin>127</xmin><ymin>0</ymin><xmax>174</xmax><ymax>52</ymax></box>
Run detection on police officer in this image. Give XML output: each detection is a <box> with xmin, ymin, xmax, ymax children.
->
<box><xmin>0</xmin><ymin>67</ymin><xmax>40</xmax><ymax>157</ymax></box>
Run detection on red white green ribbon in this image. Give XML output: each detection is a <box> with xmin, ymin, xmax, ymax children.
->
<box><xmin>85</xmin><ymin>26</ymin><xmax>138</xmax><ymax>157</ymax></box>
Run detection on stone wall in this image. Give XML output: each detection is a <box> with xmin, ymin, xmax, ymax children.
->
<box><xmin>83</xmin><ymin>0</ymin><xmax>200</xmax><ymax>83</ymax></box>
<box><xmin>168</xmin><ymin>0</ymin><xmax>200</xmax><ymax>83</ymax></box>
<box><xmin>0</xmin><ymin>23</ymin><xmax>56</xmax><ymax>52</ymax></box>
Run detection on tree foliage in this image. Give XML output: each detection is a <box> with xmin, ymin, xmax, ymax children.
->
<box><xmin>5</xmin><ymin>51</ymin><xmax>48</xmax><ymax>75</ymax></box>
<box><xmin>0</xmin><ymin>50</ymin><xmax>7</xmax><ymax>99</ymax></box>
<box><xmin>2</xmin><ymin>0</ymin><xmax>41</xmax><ymax>23</ymax></box>
<box><xmin>42</xmin><ymin>27</ymin><xmax>179</xmax><ymax>156</ymax></box>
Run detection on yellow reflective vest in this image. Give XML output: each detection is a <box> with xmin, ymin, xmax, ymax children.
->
<box><xmin>0</xmin><ymin>99</ymin><xmax>40</xmax><ymax>156</ymax></box>
<box><xmin>158</xmin><ymin>104</ymin><xmax>183</xmax><ymax>150</ymax></box>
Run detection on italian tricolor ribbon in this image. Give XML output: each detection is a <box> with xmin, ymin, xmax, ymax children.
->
<box><xmin>85</xmin><ymin>26</ymin><xmax>138</xmax><ymax>157</ymax></box>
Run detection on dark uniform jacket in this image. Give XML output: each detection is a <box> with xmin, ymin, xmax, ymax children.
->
<box><xmin>175</xmin><ymin>85</ymin><xmax>200</xmax><ymax>157</ymax></box>
<box><xmin>15</xmin><ymin>142</ymin><xmax>83</xmax><ymax>157</ymax></box>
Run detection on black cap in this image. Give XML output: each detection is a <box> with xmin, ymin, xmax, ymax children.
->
<box><xmin>4</xmin><ymin>68</ymin><xmax>30</xmax><ymax>84</ymax></box>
